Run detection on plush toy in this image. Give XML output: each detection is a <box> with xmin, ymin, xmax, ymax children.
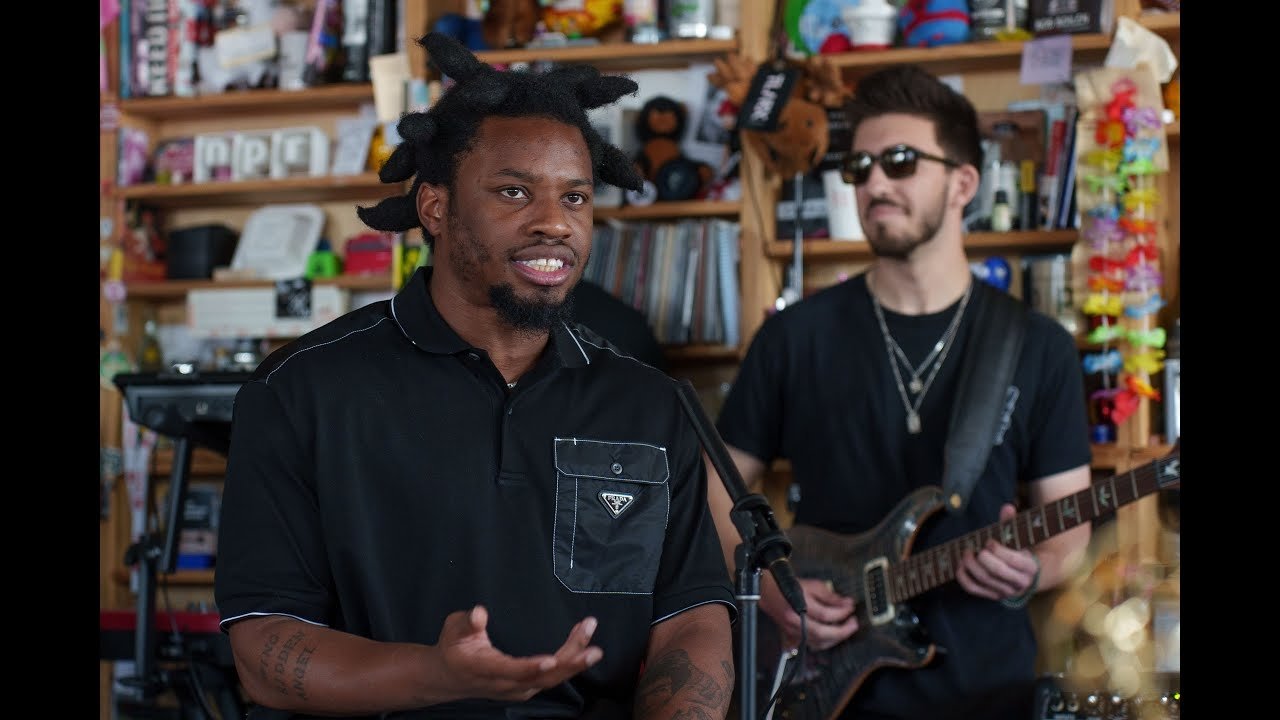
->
<box><xmin>898</xmin><ymin>0</ymin><xmax>972</xmax><ymax>48</ymax></box>
<box><xmin>633</xmin><ymin>96</ymin><xmax>713</xmax><ymax>202</ymax></box>
<box><xmin>481</xmin><ymin>0</ymin><xmax>546</xmax><ymax>49</ymax></box>
<box><xmin>541</xmin><ymin>0</ymin><xmax>623</xmax><ymax>39</ymax></box>
<box><xmin>707</xmin><ymin>53</ymin><xmax>851</xmax><ymax>178</ymax></box>
<box><xmin>783</xmin><ymin>0</ymin><xmax>849</xmax><ymax>55</ymax></box>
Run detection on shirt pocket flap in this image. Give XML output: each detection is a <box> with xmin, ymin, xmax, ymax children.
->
<box><xmin>554</xmin><ymin>439</ymin><xmax>669</xmax><ymax>485</ymax></box>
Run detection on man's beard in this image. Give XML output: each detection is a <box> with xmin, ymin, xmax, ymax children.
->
<box><xmin>490</xmin><ymin>283</ymin><xmax>576</xmax><ymax>333</ymax></box>
<box><xmin>865</xmin><ymin>192</ymin><xmax>947</xmax><ymax>261</ymax></box>
<box><xmin>445</xmin><ymin>211</ymin><xmax>577</xmax><ymax>333</ymax></box>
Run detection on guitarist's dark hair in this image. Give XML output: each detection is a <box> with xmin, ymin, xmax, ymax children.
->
<box><xmin>356</xmin><ymin>32</ymin><xmax>644</xmax><ymax>247</ymax></box>
<box><xmin>844</xmin><ymin>64</ymin><xmax>984</xmax><ymax>171</ymax></box>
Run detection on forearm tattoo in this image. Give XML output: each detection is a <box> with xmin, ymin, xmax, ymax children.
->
<box><xmin>257</xmin><ymin>629</ymin><xmax>317</xmax><ymax>700</ymax></box>
<box><xmin>634</xmin><ymin>650</ymin><xmax>732</xmax><ymax>719</ymax></box>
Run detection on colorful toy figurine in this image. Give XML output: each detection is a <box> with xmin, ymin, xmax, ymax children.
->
<box><xmin>898</xmin><ymin>0</ymin><xmax>971</xmax><ymax>48</ymax></box>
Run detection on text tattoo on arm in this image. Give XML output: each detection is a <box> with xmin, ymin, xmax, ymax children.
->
<box><xmin>258</xmin><ymin>630</ymin><xmax>317</xmax><ymax>700</ymax></box>
<box><xmin>634</xmin><ymin>650</ymin><xmax>732</xmax><ymax>719</ymax></box>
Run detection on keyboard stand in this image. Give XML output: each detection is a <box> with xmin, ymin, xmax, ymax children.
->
<box><xmin>112</xmin><ymin>371</ymin><xmax>245</xmax><ymax>710</ymax></box>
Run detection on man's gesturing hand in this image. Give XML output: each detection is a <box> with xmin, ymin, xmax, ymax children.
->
<box><xmin>435</xmin><ymin>605</ymin><xmax>604</xmax><ymax>702</ymax></box>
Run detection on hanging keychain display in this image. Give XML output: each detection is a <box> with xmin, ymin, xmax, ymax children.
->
<box><xmin>1073</xmin><ymin>67</ymin><xmax>1171</xmax><ymax>433</ymax></box>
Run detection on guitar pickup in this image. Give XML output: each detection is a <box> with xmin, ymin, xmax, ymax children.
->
<box><xmin>864</xmin><ymin>557</ymin><xmax>896</xmax><ymax>625</ymax></box>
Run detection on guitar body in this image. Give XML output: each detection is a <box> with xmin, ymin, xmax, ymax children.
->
<box><xmin>753</xmin><ymin>444</ymin><xmax>1180</xmax><ymax>720</ymax></box>
<box><xmin>757</xmin><ymin>485</ymin><xmax>948</xmax><ymax>720</ymax></box>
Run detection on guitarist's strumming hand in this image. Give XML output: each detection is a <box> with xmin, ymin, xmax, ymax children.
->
<box><xmin>955</xmin><ymin>503</ymin><xmax>1041</xmax><ymax>603</ymax></box>
<box><xmin>761</xmin><ymin>575</ymin><xmax>859</xmax><ymax>652</ymax></box>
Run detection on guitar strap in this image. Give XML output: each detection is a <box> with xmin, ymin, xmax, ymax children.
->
<box><xmin>941</xmin><ymin>281</ymin><xmax>1029</xmax><ymax>514</ymax></box>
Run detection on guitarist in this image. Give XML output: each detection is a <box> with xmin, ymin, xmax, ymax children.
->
<box><xmin>707</xmin><ymin>64</ymin><xmax>1093</xmax><ymax>720</ymax></box>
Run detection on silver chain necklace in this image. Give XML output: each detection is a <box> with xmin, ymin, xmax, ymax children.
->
<box><xmin>887</xmin><ymin>329</ymin><xmax>948</xmax><ymax>394</ymax></box>
<box><xmin>870</xmin><ymin>279</ymin><xmax>973</xmax><ymax>434</ymax></box>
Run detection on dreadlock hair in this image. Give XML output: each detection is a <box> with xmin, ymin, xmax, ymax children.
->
<box><xmin>356</xmin><ymin>32</ymin><xmax>644</xmax><ymax>244</ymax></box>
<box><xmin>844</xmin><ymin>64</ymin><xmax>983</xmax><ymax>171</ymax></box>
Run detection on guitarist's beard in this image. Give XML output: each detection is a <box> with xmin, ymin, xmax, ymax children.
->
<box><xmin>863</xmin><ymin>189</ymin><xmax>948</xmax><ymax>261</ymax></box>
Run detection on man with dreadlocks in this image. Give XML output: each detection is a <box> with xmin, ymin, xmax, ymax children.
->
<box><xmin>214</xmin><ymin>32</ymin><xmax>736</xmax><ymax>719</ymax></box>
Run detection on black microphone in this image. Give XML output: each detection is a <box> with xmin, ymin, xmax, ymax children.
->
<box><xmin>764</xmin><ymin>536</ymin><xmax>808</xmax><ymax>616</ymax></box>
<box><xmin>674</xmin><ymin>380</ymin><xmax>807</xmax><ymax>615</ymax></box>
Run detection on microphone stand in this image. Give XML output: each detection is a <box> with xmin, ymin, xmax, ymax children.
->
<box><xmin>776</xmin><ymin>170</ymin><xmax>805</xmax><ymax>311</ymax></box>
<box><xmin>675</xmin><ymin>380</ymin><xmax>806</xmax><ymax>720</ymax></box>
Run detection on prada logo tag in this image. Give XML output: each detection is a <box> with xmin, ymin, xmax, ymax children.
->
<box><xmin>599</xmin><ymin>491</ymin><xmax>635</xmax><ymax>519</ymax></box>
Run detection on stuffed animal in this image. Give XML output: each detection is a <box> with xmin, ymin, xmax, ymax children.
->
<box><xmin>707</xmin><ymin>53</ymin><xmax>852</xmax><ymax>178</ymax></box>
<box><xmin>783</xmin><ymin>0</ymin><xmax>849</xmax><ymax>55</ymax></box>
<box><xmin>633</xmin><ymin>96</ymin><xmax>713</xmax><ymax>202</ymax></box>
<box><xmin>541</xmin><ymin>0</ymin><xmax>623</xmax><ymax>39</ymax></box>
<box><xmin>898</xmin><ymin>0</ymin><xmax>972</xmax><ymax>48</ymax></box>
<box><xmin>481</xmin><ymin>0</ymin><xmax>545</xmax><ymax>49</ymax></box>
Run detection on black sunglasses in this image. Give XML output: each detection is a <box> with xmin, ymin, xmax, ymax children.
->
<box><xmin>840</xmin><ymin>144</ymin><xmax>960</xmax><ymax>186</ymax></box>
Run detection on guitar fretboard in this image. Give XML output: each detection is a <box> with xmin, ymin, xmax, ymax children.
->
<box><xmin>889</xmin><ymin>452</ymin><xmax>1179</xmax><ymax>602</ymax></box>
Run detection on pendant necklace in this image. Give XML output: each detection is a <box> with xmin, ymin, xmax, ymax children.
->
<box><xmin>870</xmin><ymin>279</ymin><xmax>973</xmax><ymax>434</ymax></box>
<box><xmin>889</xmin><ymin>333</ymin><xmax>947</xmax><ymax>394</ymax></box>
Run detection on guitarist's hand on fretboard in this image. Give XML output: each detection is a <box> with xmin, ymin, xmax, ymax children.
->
<box><xmin>762</xmin><ymin>575</ymin><xmax>859</xmax><ymax>652</ymax></box>
<box><xmin>955</xmin><ymin>503</ymin><xmax>1041</xmax><ymax>602</ymax></box>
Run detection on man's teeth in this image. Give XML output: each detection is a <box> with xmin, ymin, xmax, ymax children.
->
<box><xmin>518</xmin><ymin>259</ymin><xmax>564</xmax><ymax>272</ymax></box>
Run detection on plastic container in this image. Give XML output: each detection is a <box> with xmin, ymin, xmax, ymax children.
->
<box><xmin>230</xmin><ymin>204</ymin><xmax>325</xmax><ymax>280</ymax></box>
<box><xmin>166</xmin><ymin>224</ymin><xmax>239</xmax><ymax>279</ymax></box>
<box><xmin>842</xmin><ymin>0</ymin><xmax>899</xmax><ymax>50</ymax></box>
<box><xmin>991</xmin><ymin>190</ymin><xmax>1012</xmax><ymax>232</ymax></box>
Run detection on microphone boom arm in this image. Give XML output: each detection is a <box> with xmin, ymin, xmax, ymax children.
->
<box><xmin>674</xmin><ymin>380</ymin><xmax>807</xmax><ymax>616</ymax></box>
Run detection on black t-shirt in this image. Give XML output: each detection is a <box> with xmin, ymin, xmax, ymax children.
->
<box><xmin>215</xmin><ymin>267</ymin><xmax>735</xmax><ymax>719</ymax></box>
<box><xmin>716</xmin><ymin>273</ymin><xmax>1091</xmax><ymax>720</ymax></box>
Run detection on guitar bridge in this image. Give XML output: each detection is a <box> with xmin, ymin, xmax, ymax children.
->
<box><xmin>864</xmin><ymin>557</ymin><xmax>896</xmax><ymax>626</ymax></box>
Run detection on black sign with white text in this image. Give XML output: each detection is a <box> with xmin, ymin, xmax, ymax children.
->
<box><xmin>737</xmin><ymin>65</ymin><xmax>800</xmax><ymax>132</ymax></box>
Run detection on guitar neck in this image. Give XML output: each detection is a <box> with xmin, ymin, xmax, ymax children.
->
<box><xmin>893</xmin><ymin>452</ymin><xmax>1180</xmax><ymax>601</ymax></box>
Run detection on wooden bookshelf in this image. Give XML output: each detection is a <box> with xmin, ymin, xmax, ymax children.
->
<box><xmin>663</xmin><ymin>343</ymin><xmax>741</xmax><ymax>364</ymax></box>
<box><xmin>1132</xmin><ymin>10</ymin><xmax>1181</xmax><ymax>36</ymax></box>
<box><xmin>596</xmin><ymin>200</ymin><xmax>741</xmax><ymax>221</ymax></box>
<box><xmin>124</xmin><ymin>274</ymin><xmax>393</xmax><ymax>299</ymax></box>
<box><xmin>118</xmin><ymin>83</ymin><xmax>374</xmax><ymax>120</ymax></box>
<box><xmin>822</xmin><ymin>12</ymin><xmax>1179</xmax><ymax>78</ymax></box>
<box><xmin>770</xmin><ymin>443</ymin><xmax>1170</xmax><ymax>476</ymax></box>
<box><xmin>475</xmin><ymin>38</ymin><xmax>738</xmax><ymax>68</ymax></box>
<box><xmin>116</xmin><ymin>173</ymin><xmax>400</xmax><ymax>208</ymax></box>
<box><xmin>825</xmin><ymin>34</ymin><xmax>1108</xmax><ymax>77</ymax></box>
<box><xmin>765</xmin><ymin>229</ymin><xmax>1080</xmax><ymax>261</ymax></box>
<box><xmin>1088</xmin><ymin>442</ymin><xmax>1174</xmax><ymax>470</ymax></box>
<box><xmin>152</xmin><ymin>447</ymin><xmax>228</xmax><ymax>477</ymax></box>
<box><xmin>116</xmin><ymin>187</ymin><xmax>740</xmax><ymax>218</ymax></box>
<box><xmin>112</xmin><ymin>567</ymin><xmax>215</xmax><ymax>586</ymax></box>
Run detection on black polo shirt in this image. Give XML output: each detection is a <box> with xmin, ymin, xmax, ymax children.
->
<box><xmin>215</xmin><ymin>267</ymin><xmax>736</xmax><ymax>718</ymax></box>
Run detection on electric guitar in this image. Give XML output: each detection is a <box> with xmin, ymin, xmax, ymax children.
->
<box><xmin>758</xmin><ymin>443</ymin><xmax>1181</xmax><ymax>720</ymax></box>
